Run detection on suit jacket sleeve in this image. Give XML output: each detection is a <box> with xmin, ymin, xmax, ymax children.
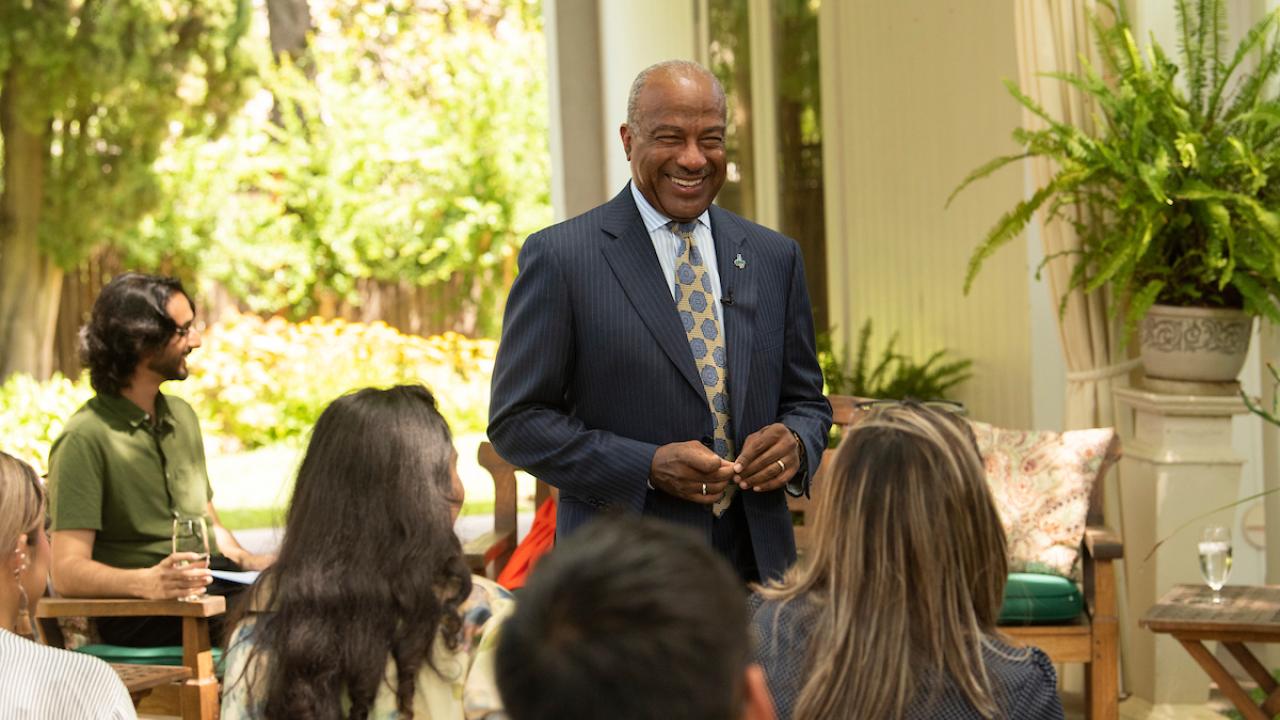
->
<box><xmin>487</xmin><ymin>232</ymin><xmax>655</xmax><ymax>512</ymax></box>
<box><xmin>776</xmin><ymin>241</ymin><xmax>831</xmax><ymax>495</ymax></box>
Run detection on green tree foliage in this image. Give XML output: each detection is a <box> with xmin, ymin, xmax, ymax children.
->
<box><xmin>0</xmin><ymin>1</ymin><xmax>251</xmax><ymax>380</ymax></box>
<box><xmin>3</xmin><ymin>1</ymin><xmax>250</xmax><ymax>266</ymax></box>
<box><xmin>128</xmin><ymin>0</ymin><xmax>551</xmax><ymax>333</ymax></box>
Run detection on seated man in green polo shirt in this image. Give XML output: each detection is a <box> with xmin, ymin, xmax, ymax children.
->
<box><xmin>48</xmin><ymin>272</ymin><xmax>275</xmax><ymax>647</ymax></box>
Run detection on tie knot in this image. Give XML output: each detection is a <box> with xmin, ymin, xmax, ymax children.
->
<box><xmin>669</xmin><ymin>221</ymin><xmax>698</xmax><ymax>238</ymax></box>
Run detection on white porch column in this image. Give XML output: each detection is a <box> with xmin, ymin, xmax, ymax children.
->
<box><xmin>544</xmin><ymin>0</ymin><xmax>608</xmax><ymax>220</ymax></box>
<box><xmin>1114</xmin><ymin>386</ymin><xmax>1248</xmax><ymax>703</ymax></box>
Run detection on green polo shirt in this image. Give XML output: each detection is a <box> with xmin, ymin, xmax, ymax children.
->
<box><xmin>48</xmin><ymin>392</ymin><xmax>220</xmax><ymax>569</ymax></box>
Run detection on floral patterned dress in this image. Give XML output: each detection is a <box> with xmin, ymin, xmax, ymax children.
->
<box><xmin>221</xmin><ymin>576</ymin><xmax>514</xmax><ymax>720</ymax></box>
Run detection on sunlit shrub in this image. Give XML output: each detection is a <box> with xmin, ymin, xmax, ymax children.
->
<box><xmin>0</xmin><ymin>314</ymin><xmax>494</xmax><ymax>465</ymax></box>
<box><xmin>0</xmin><ymin>374</ymin><xmax>95</xmax><ymax>475</ymax></box>
<box><xmin>184</xmin><ymin>312</ymin><xmax>495</xmax><ymax>448</ymax></box>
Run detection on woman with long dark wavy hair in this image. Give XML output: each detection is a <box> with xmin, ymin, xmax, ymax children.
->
<box><xmin>751</xmin><ymin>403</ymin><xmax>1064</xmax><ymax>720</ymax></box>
<box><xmin>220</xmin><ymin>385</ymin><xmax>513</xmax><ymax>720</ymax></box>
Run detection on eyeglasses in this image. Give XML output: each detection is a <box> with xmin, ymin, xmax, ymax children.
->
<box><xmin>852</xmin><ymin>398</ymin><xmax>968</xmax><ymax>416</ymax></box>
<box><xmin>174</xmin><ymin>320</ymin><xmax>206</xmax><ymax>339</ymax></box>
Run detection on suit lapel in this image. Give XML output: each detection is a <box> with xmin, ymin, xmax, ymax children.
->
<box><xmin>599</xmin><ymin>189</ymin><xmax>704</xmax><ymax>400</ymax></box>
<box><xmin>711</xmin><ymin>206</ymin><xmax>755</xmax><ymax>436</ymax></box>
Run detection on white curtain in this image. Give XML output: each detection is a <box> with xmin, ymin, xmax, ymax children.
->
<box><xmin>1013</xmin><ymin>0</ymin><xmax>1136</xmax><ymax>431</ymax></box>
<box><xmin>1013</xmin><ymin>0</ymin><xmax>1136</xmax><ymax>694</ymax></box>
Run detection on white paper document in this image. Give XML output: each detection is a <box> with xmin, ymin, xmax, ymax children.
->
<box><xmin>211</xmin><ymin>569</ymin><xmax>261</xmax><ymax>585</ymax></box>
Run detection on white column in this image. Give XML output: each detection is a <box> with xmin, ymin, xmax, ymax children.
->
<box><xmin>1114</xmin><ymin>387</ymin><xmax>1248</xmax><ymax>703</ymax></box>
<box><xmin>597</xmin><ymin>2</ymin><xmax>699</xmax><ymax>191</ymax></box>
<box><xmin>544</xmin><ymin>0</ymin><xmax>608</xmax><ymax>221</ymax></box>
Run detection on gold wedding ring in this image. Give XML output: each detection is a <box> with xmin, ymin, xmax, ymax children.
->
<box><xmin>776</xmin><ymin>459</ymin><xmax>786</xmax><ymax>473</ymax></box>
<box><xmin>702</xmin><ymin>482</ymin><xmax>708</xmax><ymax>495</ymax></box>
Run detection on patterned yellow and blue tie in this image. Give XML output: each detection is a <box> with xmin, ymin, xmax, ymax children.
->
<box><xmin>671</xmin><ymin>221</ymin><xmax>735</xmax><ymax>516</ymax></box>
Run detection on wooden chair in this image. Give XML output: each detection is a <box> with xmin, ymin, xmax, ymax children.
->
<box><xmin>35</xmin><ymin>595</ymin><xmax>224</xmax><ymax>720</ymax></box>
<box><xmin>794</xmin><ymin>395</ymin><xmax>1123</xmax><ymax>720</ymax></box>
<box><xmin>1001</xmin><ymin>439</ymin><xmax>1122</xmax><ymax>720</ymax></box>
<box><xmin>464</xmin><ymin>441</ymin><xmax>520</xmax><ymax>578</ymax></box>
<box><xmin>466</xmin><ymin>442</ymin><xmax>557</xmax><ymax>580</ymax></box>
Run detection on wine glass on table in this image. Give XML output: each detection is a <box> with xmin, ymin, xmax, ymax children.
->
<box><xmin>1198</xmin><ymin>524</ymin><xmax>1233</xmax><ymax>605</ymax></box>
<box><xmin>171</xmin><ymin>515</ymin><xmax>210</xmax><ymax>602</ymax></box>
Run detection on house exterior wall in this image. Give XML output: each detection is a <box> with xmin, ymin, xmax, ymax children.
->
<box><xmin>819</xmin><ymin>0</ymin><xmax>1040</xmax><ymax>428</ymax></box>
<box><xmin>598</xmin><ymin>2</ymin><xmax>700</xmax><ymax>192</ymax></box>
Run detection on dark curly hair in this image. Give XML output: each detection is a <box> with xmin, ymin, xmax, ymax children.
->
<box><xmin>225</xmin><ymin>385</ymin><xmax>472</xmax><ymax>720</ymax></box>
<box><xmin>496</xmin><ymin>516</ymin><xmax>750</xmax><ymax>720</ymax></box>
<box><xmin>80</xmin><ymin>272</ymin><xmax>191</xmax><ymax>395</ymax></box>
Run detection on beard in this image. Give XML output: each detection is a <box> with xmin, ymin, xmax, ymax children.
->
<box><xmin>148</xmin><ymin>350</ymin><xmax>189</xmax><ymax>382</ymax></box>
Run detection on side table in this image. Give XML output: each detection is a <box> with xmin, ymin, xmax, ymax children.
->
<box><xmin>1140</xmin><ymin>584</ymin><xmax>1280</xmax><ymax>720</ymax></box>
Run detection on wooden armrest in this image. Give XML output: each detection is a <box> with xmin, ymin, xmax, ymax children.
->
<box><xmin>36</xmin><ymin>596</ymin><xmax>226</xmax><ymax>619</ymax></box>
<box><xmin>464</xmin><ymin>530</ymin><xmax>517</xmax><ymax>569</ymax></box>
<box><xmin>1083</xmin><ymin>525</ymin><xmax>1123</xmax><ymax>561</ymax></box>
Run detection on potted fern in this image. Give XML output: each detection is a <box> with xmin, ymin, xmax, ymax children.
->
<box><xmin>951</xmin><ymin>0</ymin><xmax>1280</xmax><ymax>383</ymax></box>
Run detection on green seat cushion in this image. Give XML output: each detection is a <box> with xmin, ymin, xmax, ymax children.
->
<box><xmin>76</xmin><ymin>643</ymin><xmax>224</xmax><ymax>670</ymax></box>
<box><xmin>999</xmin><ymin>572</ymin><xmax>1083</xmax><ymax>624</ymax></box>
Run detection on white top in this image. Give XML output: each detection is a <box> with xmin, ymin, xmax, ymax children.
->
<box><xmin>629</xmin><ymin>182</ymin><xmax>725</xmax><ymax>323</ymax></box>
<box><xmin>0</xmin><ymin>627</ymin><xmax>136</xmax><ymax>719</ymax></box>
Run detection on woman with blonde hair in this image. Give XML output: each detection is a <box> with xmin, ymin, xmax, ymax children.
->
<box><xmin>0</xmin><ymin>451</ymin><xmax>135</xmax><ymax>717</ymax></box>
<box><xmin>751</xmin><ymin>403</ymin><xmax>1063</xmax><ymax>719</ymax></box>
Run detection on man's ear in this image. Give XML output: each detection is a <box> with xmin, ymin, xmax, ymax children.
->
<box><xmin>620</xmin><ymin>123</ymin><xmax>632</xmax><ymax>160</ymax></box>
<box><xmin>741</xmin><ymin>664</ymin><xmax>777</xmax><ymax>720</ymax></box>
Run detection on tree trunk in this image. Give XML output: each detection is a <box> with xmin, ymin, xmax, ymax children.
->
<box><xmin>266</xmin><ymin>0</ymin><xmax>312</xmax><ymax>63</ymax></box>
<box><xmin>0</xmin><ymin>66</ymin><xmax>61</xmax><ymax>382</ymax></box>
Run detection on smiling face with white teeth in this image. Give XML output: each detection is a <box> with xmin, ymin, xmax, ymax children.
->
<box><xmin>620</xmin><ymin>68</ymin><xmax>727</xmax><ymax>223</ymax></box>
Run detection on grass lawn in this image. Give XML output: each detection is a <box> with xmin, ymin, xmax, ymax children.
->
<box><xmin>208</xmin><ymin>432</ymin><xmax>526</xmax><ymax>531</ymax></box>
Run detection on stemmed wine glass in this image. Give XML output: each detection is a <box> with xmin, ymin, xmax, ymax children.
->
<box><xmin>1197</xmin><ymin>525</ymin><xmax>1233</xmax><ymax>605</ymax></box>
<box><xmin>172</xmin><ymin>515</ymin><xmax>210</xmax><ymax>602</ymax></box>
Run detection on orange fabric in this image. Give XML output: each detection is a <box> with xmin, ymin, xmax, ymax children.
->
<box><xmin>496</xmin><ymin>497</ymin><xmax>557</xmax><ymax>590</ymax></box>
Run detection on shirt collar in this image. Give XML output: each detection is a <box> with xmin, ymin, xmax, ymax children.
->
<box><xmin>97</xmin><ymin>392</ymin><xmax>176</xmax><ymax>432</ymax></box>
<box><xmin>629</xmin><ymin>181</ymin><xmax>711</xmax><ymax>235</ymax></box>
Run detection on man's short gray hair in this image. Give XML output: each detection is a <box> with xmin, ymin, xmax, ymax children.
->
<box><xmin>625</xmin><ymin>60</ymin><xmax>727</xmax><ymax>130</ymax></box>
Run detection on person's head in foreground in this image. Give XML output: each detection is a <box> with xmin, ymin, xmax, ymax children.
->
<box><xmin>496</xmin><ymin>515</ymin><xmax>776</xmax><ymax>720</ymax></box>
<box><xmin>754</xmin><ymin>402</ymin><xmax>1064</xmax><ymax>720</ymax></box>
<box><xmin>223</xmin><ymin>385</ymin><xmax>511</xmax><ymax>719</ymax></box>
<box><xmin>0</xmin><ymin>452</ymin><xmax>48</xmax><ymax>638</ymax></box>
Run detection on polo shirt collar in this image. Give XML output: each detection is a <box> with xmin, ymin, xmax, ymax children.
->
<box><xmin>97</xmin><ymin>392</ymin><xmax>177</xmax><ymax>432</ymax></box>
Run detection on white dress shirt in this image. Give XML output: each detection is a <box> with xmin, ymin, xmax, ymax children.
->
<box><xmin>629</xmin><ymin>182</ymin><xmax>725</xmax><ymax>324</ymax></box>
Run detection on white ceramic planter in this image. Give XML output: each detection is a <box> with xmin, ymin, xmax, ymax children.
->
<box><xmin>1139</xmin><ymin>304</ymin><xmax>1253</xmax><ymax>383</ymax></box>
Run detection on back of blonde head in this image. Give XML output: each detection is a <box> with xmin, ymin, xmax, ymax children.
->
<box><xmin>759</xmin><ymin>404</ymin><xmax>1009</xmax><ymax>719</ymax></box>
<box><xmin>0</xmin><ymin>452</ymin><xmax>42</xmax><ymax>557</ymax></box>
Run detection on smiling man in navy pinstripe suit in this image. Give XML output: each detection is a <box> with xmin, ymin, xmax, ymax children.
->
<box><xmin>489</xmin><ymin>60</ymin><xmax>831</xmax><ymax>582</ymax></box>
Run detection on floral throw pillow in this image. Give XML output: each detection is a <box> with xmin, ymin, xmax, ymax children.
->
<box><xmin>969</xmin><ymin>421</ymin><xmax>1117</xmax><ymax>579</ymax></box>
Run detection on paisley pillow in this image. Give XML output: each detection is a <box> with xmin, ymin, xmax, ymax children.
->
<box><xmin>969</xmin><ymin>421</ymin><xmax>1117</xmax><ymax>579</ymax></box>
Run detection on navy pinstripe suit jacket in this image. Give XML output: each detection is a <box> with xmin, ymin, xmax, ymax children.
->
<box><xmin>488</xmin><ymin>185</ymin><xmax>831</xmax><ymax>579</ymax></box>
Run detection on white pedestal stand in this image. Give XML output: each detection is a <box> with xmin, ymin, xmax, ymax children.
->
<box><xmin>1114</xmin><ymin>384</ymin><xmax>1247</xmax><ymax>704</ymax></box>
